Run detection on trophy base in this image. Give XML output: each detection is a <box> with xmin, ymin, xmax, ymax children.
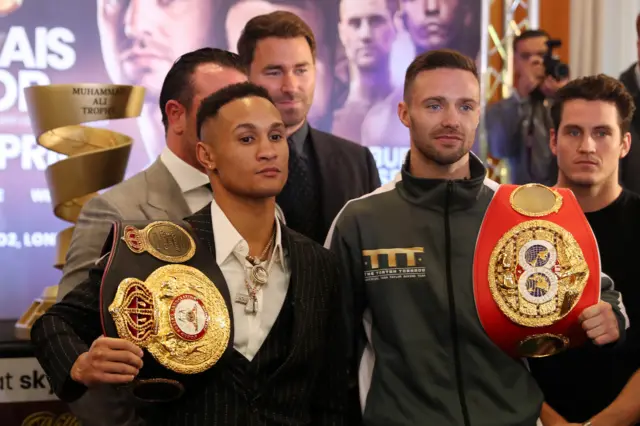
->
<box><xmin>15</xmin><ymin>285</ymin><xmax>59</xmax><ymax>340</ymax></box>
<box><xmin>518</xmin><ymin>333</ymin><xmax>569</xmax><ymax>358</ymax></box>
<box><xmin>132</xmin><ymin>378</ymin><xmax>185</xmax><ymax>403</ymax></box>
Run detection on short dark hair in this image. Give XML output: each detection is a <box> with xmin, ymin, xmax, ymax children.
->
<box><xmin>513</xmin><ymin>29</ymin><xmax>549</xmax><ymax>52</ymax></box>
<box><xmin>196</xmin><ymin>82</ymin><xmax>275</xmax><ymax>140</ymax></box>
<box><xmin>403</xmin><ymin>49</ymin><xmax>478</xmax><ymax>101</ymax></box>
<box><xmin>237</xmin><ymin>11</ymin><xmax>317</xmax><ymax>68</ymax></box>
<box><xmin>550</xmin><ymin>74</ymin><xmax>636</xmax><ymax>134</ymax></box>
<box><xmin>636</xmin><ymin>13</ymin><xmax>640</xmax><ymax>39</ymax></box>
<box><xmin>159</xmin><ymin>48</ymin><xmax>247</xmax><ymax>132</ymax></box>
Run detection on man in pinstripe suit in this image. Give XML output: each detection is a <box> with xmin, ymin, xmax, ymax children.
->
<box><xmin>31</xmin><ymin>82</ymin><xmax>350</xmax><ymax>425</ymax></box>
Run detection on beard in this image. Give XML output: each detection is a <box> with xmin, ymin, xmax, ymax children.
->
<box><xmin>412</xmin><ymin>126</ymin><xmax>470</xmax><ymax>166</ymax></box>
<box><xmin>273</xmin><ymin>92</ymin><xmax>311</xmax><ymax>128</ymax></box>
<box><xmin>418</xmin><ymin>140</ymin><xmax>468</xmax><ymax>165</ymax></box>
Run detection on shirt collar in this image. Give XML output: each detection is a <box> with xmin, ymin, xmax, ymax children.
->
<box><xmin>210</xmin><ymin>199</ymin><xmax>285</xmax><ymax>267</ymax></box>
<box><xmin>288</xmin><ymin>121</ymin><xmax>310</xmax><ymax>155</ymax></box>
<box><xmin>160</xmin><ymin>147</ymin><xmax>210</xmax><ymax>193</ymax></box>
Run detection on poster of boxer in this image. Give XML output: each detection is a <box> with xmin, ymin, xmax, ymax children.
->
<box><xmin>0</xmin><ymin>0</ymin><xmax>481</xmax><ymax>319</ymax></box>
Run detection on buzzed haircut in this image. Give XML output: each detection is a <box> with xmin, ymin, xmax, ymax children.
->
<box><xmin>196</xmin><ymin>82</ymin><xmax>275</xmax><ymax>140</ymax></box>
<box><xmin>403</xmin><ymin>49</ymin><xmax>479</xmax><ymax>102</ymax></box>
<box><xmin>550</xmin><ymin>74</ymin><xmax>636</xmax><ymax>134</ymax></box>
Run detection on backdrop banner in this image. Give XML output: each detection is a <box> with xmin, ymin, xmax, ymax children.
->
<box><xmin>0</xmin><ymin>0</ymin><xmax>482</xmax><ymax>319</ymax></box>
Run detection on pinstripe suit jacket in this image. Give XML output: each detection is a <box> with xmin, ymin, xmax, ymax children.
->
<box><xmin>31</xmin><ymin>205</ymin><xmax>350</xmax><ymax>425</ymax></box>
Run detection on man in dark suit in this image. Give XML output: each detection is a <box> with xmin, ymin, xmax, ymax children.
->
<box><xmin>31</xmin><ymin>82</ymin><xmax>349</xmax><ymax>425</ymax></box>
<box><xmin>618</xmin><ymin>15</ymin><xmax>640</xmax><ymax>195</ymax></box>
<box><xmin>238</xmin><ymin>10</ymin><xmax>381</xmax><ymax>244</ymax></box>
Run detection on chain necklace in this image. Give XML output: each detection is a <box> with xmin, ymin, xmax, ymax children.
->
<box><xmin>234</xmin><ymin>226</ymin><xmax>277</xmax><ymax>314</ymax></box>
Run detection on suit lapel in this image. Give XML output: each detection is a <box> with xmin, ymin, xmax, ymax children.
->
<box><xmin>266</xmin><ymin>227</ymin><xmax>311</xmax><ymax>382</ymax></box>
<box><xmin>184</xmin><ymin>204</ymin><xmax>217</xmax><ymax>255</ymax></box>
<box><xmin>141</xmin><ymin>159</ymin><xmax>191</xmax><ymax>219</ymax></box>
<box><xmin>308</xmin><ymin>127</ymin><xmax>346</xmax><ymax>230</ymax></box>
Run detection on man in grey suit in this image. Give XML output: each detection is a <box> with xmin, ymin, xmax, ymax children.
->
<box><xmin>58</xmin><ymin>48</ymin><xmax>247</xmax><ymax>300</ymax></box>
<box><xmin>55</xmin><ymin>47</ymin><xmax>248</xmax><ymax>426</ymax></box>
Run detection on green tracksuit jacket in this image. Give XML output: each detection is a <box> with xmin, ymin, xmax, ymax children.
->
<box><xmin>326</xmin><ymin>153</ymin><xmax>628</xmax><ymax>426</ymax></box>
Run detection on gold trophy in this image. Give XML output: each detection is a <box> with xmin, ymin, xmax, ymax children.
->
<box><xmin>15</xmin><ymin>84</ymin><xmax>145</xmax><ymax>340</ymax></box>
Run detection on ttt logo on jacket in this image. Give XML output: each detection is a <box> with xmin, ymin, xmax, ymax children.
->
<box><xmin>362</xmin><ymin>247</ymin><xmax>426</xmax><ymax>282</ymax></box>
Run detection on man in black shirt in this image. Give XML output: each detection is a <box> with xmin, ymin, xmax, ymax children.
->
<box><xmin>529</xmin><ymin>74</ymin><xmax>640</xmax><ymax>425</ymax></box>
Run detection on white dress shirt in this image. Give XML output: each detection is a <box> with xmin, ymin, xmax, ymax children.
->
<box><xmin>210</xmin><ymin>200</ymin><xmax>290</xmax><ymax>361</ymax></box>
<box><xmin>160</xmin><ymin>147</ymin><xmax>212</xmax><ymax>214</ymax></box>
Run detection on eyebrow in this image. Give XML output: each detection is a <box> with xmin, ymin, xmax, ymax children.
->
<box><xmin>234</xmin><ymin>123</ymin><xmax>257</xmax><ymax>131</ymax></box>
<box><xmin>262</xmin><ymin>62</ymin><xmax>311</xmax><ymax>72</ymax></box>
<box><xmin>421</xmin><ymin>96</ymin><xmax>478</xmax><ymax>104</ymax></box>
<box><xmin>563</xmin><ymin>124</ymin><xmax>614</xmax><ymax>131</ymax></box>
<box><xmin>233</xmin><ymin>122</ymin><xmax>286</xmax><ymax>131</ymax></box>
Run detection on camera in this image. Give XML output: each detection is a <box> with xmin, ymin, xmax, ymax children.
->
<box><xmin>543</xmin><ymin>39</ymin><xmax>570</xmax><ymax>80</ymax></box>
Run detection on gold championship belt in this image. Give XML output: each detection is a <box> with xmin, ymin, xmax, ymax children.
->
<box><xmin>100</xmin><ymin>220</ymin><xmax>233</xmax><ymax>402</ymax></box>
<box><xmin>473</xmin><ymin>184</ymin><xmax>601</xmax><ymax>358</ymax></box>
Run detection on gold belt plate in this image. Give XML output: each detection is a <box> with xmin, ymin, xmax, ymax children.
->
<box><xmin>122</xmin><ymin>221</ymin><xmax>196</xmax><ymax>263</ymax></box>
<box><xmin>109</xmin><ymin>264</ymin><xmax>231</xmax><ymax>374</ymax></box>
<box><xmin>488</xmin><ymin>220</ymin><xmax>589</xmax><ymax>327</ymax></box>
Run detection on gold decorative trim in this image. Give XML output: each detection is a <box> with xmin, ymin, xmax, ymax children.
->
<box><xmin>109</xmin><ymin>264</ymin><xmax>230</xmax><ymax>375</ymax></box>
<box><xmin>510</xmin><ymin>184</ymin><xmax>563</xmax><ymax>217</ymax></box>
<box><xmin>518</xmin><ymin>333</ymin><xmax>570</xmax><ymax>358</ymax></box>
<box><xmin>488</xmin><ymin>219</ymin><xmax>589</xmax><ymax>328</ymax></box>
<box><xmin>122</xmin><ymin>221</ymin><xmax>196</xmax><ymax>263</ymax></box>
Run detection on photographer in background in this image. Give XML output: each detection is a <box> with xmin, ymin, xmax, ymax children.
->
<box><xmin>617</xmin><ymin>12</ymin><xmax>640</xmax><ymax>195</ymax></box>
<box><xmin>485</xmin><ymin>29</ymin><xmax>570</xmax><ymax>185</ymax></box>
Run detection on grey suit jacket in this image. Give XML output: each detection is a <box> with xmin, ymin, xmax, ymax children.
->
<box><xmin>55</xmin><ymin>159</ymin><xmax>190</xmax><ymax>426</ymax></box>
<box><xmin>58</xmin><ymin>159</ymin><xmax>190</xmax><ymax>300</ymax></box>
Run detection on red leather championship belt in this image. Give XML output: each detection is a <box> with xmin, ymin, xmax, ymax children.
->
<box><xmin>474</xmin><ymin>184</ymin><xmax>600</xmax><ymax>358</ymax></box>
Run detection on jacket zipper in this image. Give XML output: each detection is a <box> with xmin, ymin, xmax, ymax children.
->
<box><xmin>444</xmin><ymin>180</ymin><xmax>471</xmax><ymax>426</ymax></box>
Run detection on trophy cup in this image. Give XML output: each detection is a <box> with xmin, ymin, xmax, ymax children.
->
<box><xmin>15</xmin><ymin>83</ymin><xmax>145</xmax><ymax>340</ymax></box>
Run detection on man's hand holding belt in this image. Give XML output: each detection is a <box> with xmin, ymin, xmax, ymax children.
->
<box><xmin>579</xmin><ymin>302</ymin><xmax>620</xmax><ymax>346</ymax></box>
<box><xmin>71</xmin><ymin>336</ymin><xmax>143</xmax><ymax>387</ymax></box>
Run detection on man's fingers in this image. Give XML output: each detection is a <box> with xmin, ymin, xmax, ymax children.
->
<box><xmin>579</xmin><ymin>305</ymin><xmax>601</xmax><ymax>322</ymax></box>
<box><xmin>95</xmin><ymin>337</ymin><xmax>144</xmax><ymax>357</ymax></box>
<box><xmin>585</xmin><ymin>324</ymin><xmax>607</xmax><ymax>341</ymax></box>
<box><xmin>593</xmin><ymin>332</ymin><xmax>617</xmax><ymax>346</ymax></box>
<box><xmin>96</xmin><ymin>360</ymin><xmax>140</xmax><ymax>377</ymax></box>
<box><xmin>98</xmin><ymin>349</ymin><xmax>144</xmax><ymax>369</ymax></box>
<box><xmin>581</xmin><ymin>316</ymin><xmax>602</xmax><ymax>332</ymax></box>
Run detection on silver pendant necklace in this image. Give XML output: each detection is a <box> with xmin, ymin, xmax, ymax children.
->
<box><xmin>234</xmin><ymin>227</ymin><xmax>276</xmax><ymax>314</ymax></box>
